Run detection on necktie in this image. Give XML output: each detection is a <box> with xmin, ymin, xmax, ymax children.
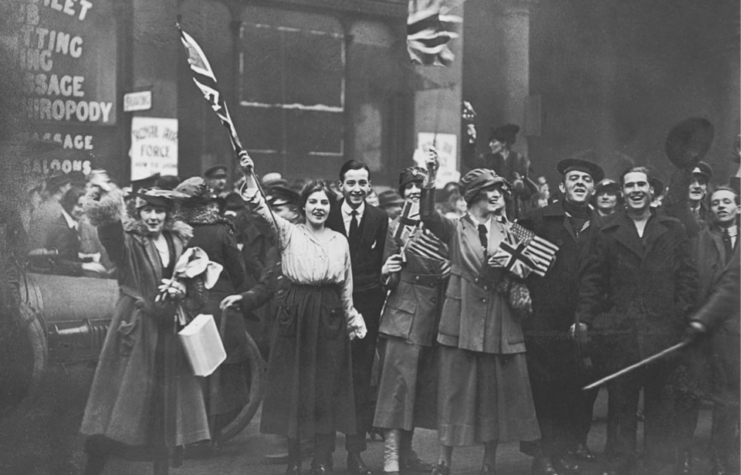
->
<box><xmin>478</xmin><ymin>224</ymin><xmax>488</xmax><ymax>255</ymax></box>
<box><xmin>349</xmin><ymin>210</ymin><xmax>359</xmax><ymax>247</ymax></box>
<box><xmin>722</xmin><ymin>227</ymin><xmax>734</xmax><ymax>264</ymax></box>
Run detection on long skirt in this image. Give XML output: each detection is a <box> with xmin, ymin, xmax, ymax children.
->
<box><xmin>373</xmin><ymin>337</ymin><xmax>438</xmax><ymax>431</ymax></box>
<box><xmin>436</xmin><ymin>345</ymin><xmax>540</xmax><ymax>446</ymax></box>
<box><xmin>260</xmin><ymin>283</ymin><xmax>356</xmax><ymax>438</ymax></box>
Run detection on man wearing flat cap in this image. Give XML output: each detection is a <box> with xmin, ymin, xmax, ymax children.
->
<box><xmin>463</xmin><ymin>122</ymin><xmax>539</xmax><ymax>219</ymax></box>
<box><xmin>517</xmin><ymin>158</ymin><xmax>606</xmax><ymax>475</ymax></box>
<box><xmin>593</xmin><ymin>180</ymin><xmax>621</xmax><ymax>218</ymax></box>
<box><xmin>204</xmin><ymin>165</ymin><xmax>229</xmax><ymax>195</ymax></box>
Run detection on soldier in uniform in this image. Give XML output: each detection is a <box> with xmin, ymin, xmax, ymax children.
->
<box><xmin>373</xmin><ymin>166</ymin><xmax>449</xmax><ymax>475</ymax></box>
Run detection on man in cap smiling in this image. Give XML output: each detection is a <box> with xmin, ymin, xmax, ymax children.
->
<box><xmin>518</xmin><ymin>157</ymin><xmax>605</xmax><ymax>475</ymax></box>
<box><xmin>204</xmin><ymin>165</ymin><xmax>229</xmax><ymax>195</ymax></box>
<box><xmin>688</xmin><ymin>161</ymin><xmax>712</xmax><ymax>225</ymax></box>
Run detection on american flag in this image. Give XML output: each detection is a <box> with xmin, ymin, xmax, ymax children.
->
<box><xmin>177</xmin><ymin>23</ymin><xmax>243</xmax><ymax>154</ymax></box>
<box><xmin>407</xmin><ymin>0</ymin><xmax>463</xmax><ymax>67</ymax></box>
<box><xmin>509</xmin><ymin>222</ymin><xmax>559</xmax><ymax>277</ymax></box>
<box><xmin>392</xmin><ymin>201</ymin><xmax>450</xmax><ymax>275</ymax></box>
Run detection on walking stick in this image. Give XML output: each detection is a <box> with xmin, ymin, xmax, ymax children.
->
<box><xmin>582</xmin><ymin>341</ymin><xmax>689</xmax><ymax>391</ymax></box>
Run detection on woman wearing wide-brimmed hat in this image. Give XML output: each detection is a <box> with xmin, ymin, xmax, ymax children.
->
<box><xmin>80</xmin><ymin>174</ymin><xmax>210</xmax><ymax>475</ymax></box>
<box><xmin>421</xmin><ymin>151</ymin><xmax>540</xmax><ymax>475</ymax></box>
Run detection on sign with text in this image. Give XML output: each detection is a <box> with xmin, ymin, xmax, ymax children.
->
<box><xmin>6</xmin><ymin>0</ymin><xmax>118</xmax><ymax>156</ymax></box>
<box><xmin>130</xmin><ymin>117</ymin><xmax>178</xmax><ymax>181</ymax></box>
<box><xmin>414</xmin><ymin>133</ymin><xmax>460</xmax><ymax>188</ymax></box>
<box><xmin>123</xmin><ymin>91</ymin><xmax>152</xmax><ymax>112</ymax></box>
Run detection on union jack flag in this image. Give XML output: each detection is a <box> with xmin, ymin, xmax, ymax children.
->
<box><xmin>393</xmin><ymin>201</ymin><xmax>420</xmax><ymax>245</ymax></box>
<box><xmin>488</xmin><ymin>232</ymin><xmax>539</xmax><ymax>279</ymax></box>
<box><xmin>177</xmin><ymin>23</ymin><xmax>243</xmax><ymax>154</ymax></box>
<box><xmin>407</xmin><ymin>0</ymin><xmax>463</xmax><ymax>66</ymax></box>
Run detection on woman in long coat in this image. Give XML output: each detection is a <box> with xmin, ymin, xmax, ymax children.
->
<box><xmin>421</xmin><ymin>154</ymin><xmax>540</xmax><ymax>475</ymax></box>
<box><xmin>173</xmin><ymin>177</ymin><xmax>249</xmax><ymax>434</ymax></box>
<box><xmin>80</xmin><ymin>182</ymin><xmax>210</xmax><ymax>475</ymax></box>
<box><xmin>234</xmin><ymin>153</ymin><xmax>366</xmax><ymax>475</ymax></box>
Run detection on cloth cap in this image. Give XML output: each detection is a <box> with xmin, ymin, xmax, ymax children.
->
<box><xmin>398</xmin><ymin>166</ymin><xmax>427</xmax><ymax>195</ymax></box>
<box><xmin>595</xmin><ymin>179</ymin><xmax>620</xmax><ymax>196</ymax></box>
<box><xmin>489</xmin><ymin>124</ymin><xmax>520</xmax><ymax>144</ymax></box>
<box><xmin>691</xmin><ymin>161</ymin><xmax>712</xmax><ymax>180</ymax></box>
<box><xmin>204</xmin><ymin>165</ymin><xmax>228</xmax><ymax>179</ymax></box>
<box><xmin>460</xmin><ymin>168</ymin><xmax>510</xmax><ymax>204</ymax></box>
<box><xmin>266</xmin><ymin>184</ymin><xmax>300</xmax><ymax>208</ymax></box>
<box><xmin>378</xmin><ymin>189</ymin><xmax>404</xmax><ymax>208</ymax></box>
<box><xmin>557</xmin><ymin>158</ymin><xmax>605</xmax><ymax>183</ymax></box>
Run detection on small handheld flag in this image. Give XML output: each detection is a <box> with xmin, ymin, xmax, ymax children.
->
<box><xmin>177</xmin><ymin>23</ymin><xmax>243</xmax><ymax>154</ymax></box>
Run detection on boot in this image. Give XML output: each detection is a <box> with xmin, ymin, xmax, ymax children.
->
<box><xmin>399</xmin><ymin>429</ymin><xmax>434</xmax><ymax>472</ymax></box>
<box><xmin>383</xmin><ymin>429</ymin><xmax>401</xmax><ymax>474</ymax></box>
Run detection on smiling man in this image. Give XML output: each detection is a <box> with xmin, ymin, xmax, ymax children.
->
<box><xmin>326</xmin><ymin>160</ymin><xmax>388</xmax><ymax>475</ymax></box>
<box><xmin>575</xmin><ymin>166</ymin><xmax>698</xmax><ymax>475</ymax></box>
<box><xmin>518</xmin><ymin>158</ymin><xmax>605</xmax><ymax>475</ymax></box>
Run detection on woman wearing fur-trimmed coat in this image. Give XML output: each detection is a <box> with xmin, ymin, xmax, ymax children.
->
<box><xmin>80</xmin><ymin>181</ymin><xmax>210</xmax><ymax>475</ymax></box>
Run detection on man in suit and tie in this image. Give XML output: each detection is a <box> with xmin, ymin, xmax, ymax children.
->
<box><xmin>326</xmin><ymin>160</ymin><xmax>388</xmax><ymax>475</ymax></box>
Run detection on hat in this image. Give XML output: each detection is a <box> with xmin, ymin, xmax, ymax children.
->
<box><xmin>378</xmin><ymin>190</ymin><xmax>404</xmax><ymax>208</ymax></box>
<box><xmin>459</xmin><ymin>168</ymin><xmax>511</xmax><ymax>204</ymax></box>
<box><xmin>489</xmin><ymin>124</ymin><xmax>521</xmax><ymax>144</ymax></box>
<box><xmin>398</xmin><ymin>167</ymin><xmax>427</xmax><ymax>195</ymax></box>
<box><xmin>557</xmin><ymin>158</ymin><xmax>605</xmax><ymax>183</ymax></box>
<box><xmin>223</xmin><ymin>192</ymin><xmax>246</xmax><ymax>211</ymax></box>
<box><xmin>174</xmin><ymin>177</ymin><xmax>212</xmax><ymax>205</ymax></box>
<box><xmin>691</xmin><ymin>161</ymin><xmax>712</xmax><ymax>180</ymax></box>
<box><xmin>155</xmin><ymin>175</ymin><xmax>181</xmax><ymax>190</ymax></box>
<box><xmin>204</xmin><ymin>165</ymin><xmax>228</xmax><ymax>179</ymax></box>
<box><xmin>262</xmin><ymin>172</ymin><xmax>288</xmax><ymax>188</ymax></box>
<box><xmin>46</xmin><ymin>172</ymin><xmax>72</xmax><ymax>193</ymax></box>
<box><xmin>134</xmin><ymin>188</ymin><xmax>186</xmax><ymax>211</ymax></box>
<box><xmin>595</xmin><ymin>179</ymin><xmax>620</xmax><ymax>196</ymax></box>
<box><xmin>266</xmin><ymin>184</ymin><xmax>300</xmax><ymax>208</ymax></box>
<box><xmin>130</xmin><ymin>173</ymin><xmax>160</xmax><ymax>193</ymax></box>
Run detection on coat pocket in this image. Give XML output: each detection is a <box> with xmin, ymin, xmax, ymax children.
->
<box><xmin>321</xmin><ymin>305</ymin><xmax>345</xmax><ymax>340</ymax></box>
<box><xmin>276</xmin><ymin>304</ymin><xmax>299</xmax><ymax>338</ymax></box>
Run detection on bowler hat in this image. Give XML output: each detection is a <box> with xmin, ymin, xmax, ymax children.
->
<box><xmin>379</xmin><ymin>190</ymin><xmax>404</xmax><ymax>208</ymax></box>
<box><xmin>557</xmin><ymin>158</ymin><xmax>605</xmax><ymax>183</ymax></box>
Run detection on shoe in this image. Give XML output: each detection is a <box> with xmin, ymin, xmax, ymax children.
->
<box><xmin>285</xmin><ymin>461</ymin><xmax>302</xmax><ymax>475</ymax></box>
<box><xmin>431</xmin><ymin>463</ymin><xmax>451</xmax><ymax>475</ymax></box>
<box><xmin>676</xmin><ymin>449</ymin><xmax>692</xmax><ymax>475</ymax></box>
<box><xmin>481</xmin><ymin>463</ymin><xmax>495</xmax><ymax>474</ymax></box>
<box><xmin>400</xmin><ymin>455</ymin><xmax>435</xmax><ymax>472</ymax></box>
<box><xmin>552</xmin><ymin>455</ymin><xmax>580</xmax><ymax>473</ymax></box>
<box><xmin>531</xmin><ymin>456</ymin><xmax>559</xmax><ymax>475</ymax></box>
<box><xmin>571</xmin><ymin>443</ymin><xmax>597</xmax><ymax>462</ymax></box>
<box><xmin>347</xmin><ymin>452</ymin><xmax>372</xmax><ymax>475</ymax></box>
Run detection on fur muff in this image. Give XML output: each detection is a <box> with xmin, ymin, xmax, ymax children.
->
<box><xmin>84</xmin><ymin>188</ymin><xmax>126</xmax><ymax>227</ymax></box>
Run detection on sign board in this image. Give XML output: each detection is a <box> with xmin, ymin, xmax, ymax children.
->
<box><xmin>130</xmin><ymin>117</ymin><xmax>178</xmax><ymax>180</ymax></box>
<box><xmin>414</xmin><ymin>133</ymin><xmax>460</xmax><ymax>188</ymax></box>
<box><xmin>123</xmin><ymin>91</ymin><xmax>152</xmax><ymax>112</ymax></box>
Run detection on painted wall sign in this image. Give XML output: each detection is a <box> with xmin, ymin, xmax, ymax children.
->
<box><xmin>123</xmin><ymin>91</ymin><xmax>152</xmax><ymax>112</ymax></box>
<box><xmin>6</xmin><ymin>0</ymin><xmax>118</xmax><ymax>156</ymax></box>
<box><xmin>130</xmin><ymin>117</ymin><xmax>178</xmax><ymax>181</ymax></box>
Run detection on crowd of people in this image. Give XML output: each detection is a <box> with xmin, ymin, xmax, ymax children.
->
<box><xmin>16</xmin><ymin>119</ymin><xmax>739</xmax><ymax>475</ymax></box>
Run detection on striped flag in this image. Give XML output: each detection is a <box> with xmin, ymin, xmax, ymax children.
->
<box><xmin>393</xmin><ymin>201</ymin><xmax>420</xmax><ymax>244</ymax></box>
<box><xmin>407</xmin><ymin>0</ymin><xmax>463</xmax><ymax>66</ymax></box>
<box><xmin>488</xmin><ymin>232</ymin><xmax>539</xmax><ymax>279</ymax></box>
<box><xmin>509</xmin><ymin>222</ymin><xmax>559</xmax><ymax>277</ymax></box>
<box><xmin>177</xmin><ymin>23</ymin><xmax>243</xmax><ymax>154</ymax></box>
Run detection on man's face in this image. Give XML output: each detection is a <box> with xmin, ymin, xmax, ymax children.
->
<box><xmin>710</xmin><ymin>190</ymin><xmax>739</xmax><ymax>225</ymax></box>
<box><xmin>595</xmin><ymin>192</ymin><xmax>618</xmax><ymax>214</ymax></box>
<box><xmin>339</xmin><ymin>168</ymin><xmax>370</xmax><ymax>208</ymax></box>
<box><xmin>688</xmin><ymin>175</ymin><xmax>708</xmax><ymax>203</ymax></box>
<box><xmin>559</xmin><ymin>170</ymin><xmax>595</xmax><ymax>206</ymax></box>
<box><xmin>622</xmin><ymin>172</ymin><xmax>652</xmax><ymax>212</ymax></box>
<box><xmin>206</xmin><ymin>174</ymin><xmax>227</xmax><ymax>193</ymax></box>
<box><xmin>382</xmin><ymin>204</ymin><xmax>403</xmax><ymax>221</ymax></box>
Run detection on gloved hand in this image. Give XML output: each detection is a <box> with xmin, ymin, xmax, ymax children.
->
<box><xmin>347</xmin><ymin>309</ymin><xmax>367</xmax><ymax>340</ymax></box>
<box><xmin>569</xmin><ymin>322</ymin><xmax>589</xmax><ymax>347</ymax></box>
<box><xmin>683</xmin><ymin>321</ymin><xmax>707</xmax><ymax>345</ymax></box>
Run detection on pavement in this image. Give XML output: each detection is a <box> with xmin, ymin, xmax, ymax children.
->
<box><xmin>0</xmin><ymin>361</ymin><xmax>718</xmax><ymax>475</ymax></box>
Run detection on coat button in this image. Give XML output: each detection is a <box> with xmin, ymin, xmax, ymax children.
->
<box><xmin>415</xmin><ymin>276</ymin><xmax>420</xmax><ymax>281</ymax></box>
<box><xmin>482</xmin><ymin>298</ymin><xmax>487</xmax><ymax>303</ymax></box>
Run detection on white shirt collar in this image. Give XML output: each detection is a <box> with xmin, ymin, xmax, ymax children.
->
<box><xmin>61</xmin><ymin>209</ymin><xmax>77</xmax><ymax>230</ymax></box>
<box><xmin>467</xmin><ymin>213</ymin><xmax>493</xmax><ymax>234</ymax></box>
<box><xmin>342</xmin><ymin>199</ymin><xmax>365</xmax><ymax>217</ymax></box>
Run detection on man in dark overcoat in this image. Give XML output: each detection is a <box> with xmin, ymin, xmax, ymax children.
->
<box><xmin>518</xmin><ymin>158</ymin><xmax>605</xmax><ymax>475</ymax></box>
<box><xmin>575</xmin><ymin>167</ymin><xmax>698</xmax><ymax>475</ymax></box>
<box><xmin>326</xmin><ymin>160</ymin><xmax>388</xmax><ymax>475</ymax></box>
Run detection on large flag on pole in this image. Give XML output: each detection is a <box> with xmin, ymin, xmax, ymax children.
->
<box><xmin>407</xmin><ymin>0</ymin><xmax>463</xmax><ymax>66</ymax></box>
<box><xmin>177</xmin><ymin>23</ymin><xmax>243</xmax><ymax>154</ymax></box>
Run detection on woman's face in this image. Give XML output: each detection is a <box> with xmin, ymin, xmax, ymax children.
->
<box><xmin>139</xmin><ymin>205</ymin><xmax>167</xmax><ymax>235</ymax></box>
<box><xmin>472</xmin><ymin>184</ymin><xmax>506</xmax><ymax>216</ymax></box>
<box><xmin>304</xmin><ymin>190</ymin><xmax>331</xmax><ymax>227</ymax></box>
<box><xmin>455</xmin><ymin>197</ymin><xmax>467</xmax><ymax>214</ymax></box>
<box><xmin>71</xmin><ymin>196</ymin><xmax>85</xmax><ymax>221</ymax></box>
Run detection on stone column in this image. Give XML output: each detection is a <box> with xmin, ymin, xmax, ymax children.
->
<box><xmin>497</xmin><ymin>0</ymin><xmax>537</xmax><ymax>157</ymax></box>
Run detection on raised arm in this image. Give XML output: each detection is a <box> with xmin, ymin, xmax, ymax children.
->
<box><xmin>420</xmin><ymin>148</ymin><xmax>457</xmax><ymax>243</ymax></box>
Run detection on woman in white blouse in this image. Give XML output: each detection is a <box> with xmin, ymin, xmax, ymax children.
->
<box><xmin>225</xmin><ymin>152</ymin><xmax>366</xmax><ymax>475</ymax></box>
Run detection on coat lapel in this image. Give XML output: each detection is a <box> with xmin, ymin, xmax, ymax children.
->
<box><xmin>642</xmin><ymin>216</ymin><xmax>670</xmax><ymax>261</ymax></box>
<box><xmin>611</xmin><ymin>213</ymin><xmax>645</xmax><ymax>260</ymax></box>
